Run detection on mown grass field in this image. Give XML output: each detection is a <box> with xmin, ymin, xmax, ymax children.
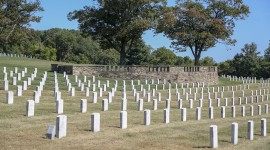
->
<box><xmin>0</xmin><ymin>56</ymin><xmax>270</xmax><ymax>150</ymax></box>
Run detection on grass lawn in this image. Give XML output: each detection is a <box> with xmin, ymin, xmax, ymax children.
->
<box><xmin>0</xmin><ymin>56</ymin><xmax>270</xmax><ymax>150</ymax></box>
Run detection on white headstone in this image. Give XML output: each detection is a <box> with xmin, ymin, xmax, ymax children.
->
<box><xmin>178</xmin><ymin>99</ymin><xmax>183</xmax><ymax>109</ymax></box>
<box><xmin>221</xmin><ymin>106</ymin><xmax>225</xmax><ymax>118</ymax></box>
<box><xmin>231</xmin><ymin>106</ymin><xmax>236</xmax><ymax>118</ymax></box>
<box><xmin>34</xmin><ymin>91</ymin><xmax>40</xmax><ymax>103</ymax></box>
<box><xmin>102</xmin><ymin>99</ymin><xmax>108</xmax><ymax>111</ymax></box>
<box><xmin>166</xmin><ymin>99</ymin><xmax>170</xmax><ymax>109</ymax></box>
<box><xmin>120</xmin><ymin>111</ymin><xmax>127</xmax><ymax>129</ymax></box>
<box><xmin>231</xmin><ymin>122</ymin><xmax>238</xmax><ymax>145</ymax></box>
<box><xmin>209</xmin><ymin>107</ymin><xmax>214</xmax><ymax>119</ymax></box>
<box><xmin>70</xmin><ymin>87</ymin><xmax>75</xmax><ymax>96</ymax></box>
<box><xmin>92</xmin><ymin>92</ymin><xmax>97</xmax><ymax>103</ymax></box>
<box><xmin>6</xmin><ymin>91</ymin><xmax>14</xmax><ymax>104</ymax></box>
<box><xmin>144</xmin><ymin>109</ymin><xmax>151</xmax><ymax>125</ymax></box>
<box><xmin>163</xmin><ymin>109</ymin><xmax>170</xmax><ymax>124</ymax></box>
<box><xmin>56</xmin><ymin>99</ymin><xmax>64</xmax><ymax>114</ymax></box>
<box><xmin>17</xmin><ymin>85</ymin><xmax>22</xmax><ymax>96</ymax></box>
<box><xmin>26</xmin><ymin>100</ymin><xmax>35</xmax><ymax>117</ymax></box>
<box><xmin>265</xmin><ymin>104</ymin><xmax>268</xmax><ymax>114</ymax></box>
<box><xmin>4</xmin><ymin>80</ymin><xmax>8</xmax><ymax>91</ymax></box>
<box><xmin>157</xmin><ymin>92</ymin><xmax>161</xmax><ymax>101</ymax></box>
<box><xmin>196</xmin><ymin>107</ymin><xmax>201</xmax><ymax>120</ymax></box>
<box><xmin>250</xmin><ymin>105</ymin><xmax>253</xmax><ymax>116</ymax></box>
<box><xmin>121</xmin><ymin>98</ymin><xmax>127</xmax><ymax>111</ymax></box>
<box><xmin>210</xmin><ymin>125</ymin><xmax>218</xmax><ymax>148</ymax></box>
<box><xmin>153</xmin><ymin>99</ymin><xmax>157</xmax><ymax>110</ymax></box>
<box><xmin>91</xmin><ymin>113</ymin><xmax>100</xmax><ymax>132</ymax></box>
<box><xmin>56</xmin><ymin>115</ymin><xmax>67</xmax><ymax>138</ymax></box>
<box><xmin>99</xmin><ymin>88</ymin><xmax>103</xmax><ymax>97</ymax></box>
<box><xmin>261</xmin><ymin>118</ymin><xmax>267</xmax><ymax>136</ymax></box>
<box><xmin>13</xmin><ymin>77</ymin><xmax>17</xmax><ymax>85</ymax></box>
<box><xmin>85</xmin><ymin>87</ymin><xmax>89</xmax><ymax>96</ymax></box>
<box><xmin>189</xmin><ymin>99</ymin><xmax>193</xmax><ymax>109</ymax></box>
<box><xmin>247</xmin><ymin>120</ymin><xmax>254</xmax><ymax>140</ymax></box>
<box><xmin>23</xmin><ymin>81</ymin><xmax>27</xmax><ymax>90</ymax></box>
<box><xmin>138</xmin><ymin>99</ymin><xmax>143</xmax><ymax>111</ymax></box>
<box><xmin>241</xmin><ymin>106</ymin><xmax>245</xmax><ymax>117</ymax></box>
<box><xmin>181</xmin><ymin>108</ymin><xmax>187</xmax><ymax>121</ymax></box>
<box><xmin>80</xmin><ymin>99</ymin><xmax>87</xmax><ymax>113</ymax></box>
<box><xmin>258</xmin><ymin>105</ymin><xmax>261</xmax><ymax>115</ymax></box>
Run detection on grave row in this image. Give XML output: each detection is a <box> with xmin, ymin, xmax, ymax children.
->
<box><xmin>210</xmin><ymin>118</ymin><xmax>267</xmax><ymax>148</ymax></box>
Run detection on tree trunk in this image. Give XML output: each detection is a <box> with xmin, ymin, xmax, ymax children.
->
<box><xmin>119</xmin><ymin>41</ymin><xmax>126</xmax><ymax>65</ymax></box>
<box><xmin>194</xmin><ymin>54</ymin><xmax>201</xmax><ymax>66</ymax></box>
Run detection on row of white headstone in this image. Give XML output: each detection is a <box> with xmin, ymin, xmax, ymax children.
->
<box><xmin>46</xmin><ymin>111</ymin><xmax>127</xmax><ymax>140</ymax></box>
<box><xmin>46</xmin><ymin>107</ymin><xmax>268</xmax><ymax>140</ymax></box>
<box><xmin>0</xmin><ymin>53</ymin><xmax>36</xmax><ymax>59</ymax></box>
<box><xmin>5</xmin><ymin>68</ymin><xmax>39</xmax><ymax>104</ymax></box>
<box><xmin>210</xmin><ymin>118</ymin><xmax>267</xmax><ymax>148</ymax></box>
<box><xmin>3</xmin><ymin>67</ymin><xmax>37</xmax><ymax>91</ymax></box>
<box><xmin>26</xmin><ymin>72</ymin><xmax>47</xmax><ymax>116</ymax></box>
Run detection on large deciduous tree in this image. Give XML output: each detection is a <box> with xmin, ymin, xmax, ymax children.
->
<box><xmin>0</xmin><ymin>0</ymin><xmax>43</xmax><ymax>52</ymax></box>
<box><xmin>156</xmin><ymin>0</ymin><xmax>249</xmax><ymax>66</ymax></box>
<box><xmin>68</xmin><ymin>0</ymin><xmax>165</xmax><ymax>65</ymax></box>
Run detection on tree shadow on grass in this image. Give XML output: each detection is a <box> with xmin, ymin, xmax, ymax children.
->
<box><xmin>108</xmin><ymin>125</ymin><xmax>119</xmax><ymax>128</ymax></box>
<box><xmin>193</xmin><ymin>146</ymin><xmax>211</xmax><ymax>148</ymax></box>
<box><xmin>220</xmin><ymin>139</ymin><xmax>230</xmax><ymax>143</ymax></box>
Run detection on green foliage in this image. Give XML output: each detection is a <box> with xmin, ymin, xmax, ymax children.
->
<box><xmin>96</xmin><ymin>49</ymin><xmax>120</xmax><ymax>65</ymax></box>
<box><xmin>200</xmin><ymin>56</ymin><xmax>217</xmax><ymax>66</ymax></box>
<box><xmin>68</xmin><ymin>0</ymin><xmax>166</xmax><ymax>65</ymax></box>
<box><xmin>218</xmin><ymin>60</ymin><xmax>234</xmax><ymax>76</ymax></box>
<box><xmin>232</xmin><ymin>43</ymin><xmax>261</xmax><ymax>77</ymax></box>
<box><xmin>151</xmin><ymin>47</ymin><xmax>177</xmax><ymax>65</ymax></box>
<box><xmin>126</xmin><ymin>45</ymin><xmax>152</xmax><ymax>65</ymax></box>
<box><xmin>156</xmin><ymin>0</ymin><xmax>249</xmax><ymax>66</ymax></box>
<box><xmin>264</xmin><ymin>41</ymin><xmax>270</xmax><ymax>62</ymax></box>
<box><xmin>0</xmin><ymin>0</ymin><xmax>43</xmax><ymax>51</ymax></box>
<box><xmin>41</xmin><ymin>28</ymin><xmax>101</xmax><ymax>64</ymax></box>
<box><xmin>175</xmin><ymin>56</ymin><xmax>194</xmax><ymax>66</ymax></box>
<box><xmin>218</xmin><ymin>42</ymin><xmax>270</xmax><ymax>79</ymax></box>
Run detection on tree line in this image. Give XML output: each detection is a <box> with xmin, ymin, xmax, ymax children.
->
<box><xmin>2</xmin><ymin>0</ymin><xmax>270</xmax><ymax>78</ymax></box>
<box><xmin>219</xmin><ymin>42</ymin><xmax>270</xmax><ymax>79</ymax></box>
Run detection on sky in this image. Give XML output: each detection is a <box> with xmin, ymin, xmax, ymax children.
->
<box><xmin>31</xmin><ymin>0</ymin><xmax>270</xmax><ymax>63</ymax></box>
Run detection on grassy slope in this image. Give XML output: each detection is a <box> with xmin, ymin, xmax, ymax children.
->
<box><xmin>0</xmin><ymin>57</ymin><xmax>270</xmax><ymax>150</ymax></box>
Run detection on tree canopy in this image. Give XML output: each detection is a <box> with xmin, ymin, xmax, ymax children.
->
<box><xmin>156</xmin><ymin>0</ymin><xmax>249</xmax><ymax>66</ymax></box>
<box><xmin>68</xmin><ymin>0</ymin><xmax>166</xmax><ymax>65</ymax></box>
<box><xmin>0</xmin><ymin>0</ymin><xmax>43</xmax><ymax>52</ymax></box>
<box><xmin>151</xmin><ymin>47</ymin><xmax>178</xmax><ymax>65</ymax></box>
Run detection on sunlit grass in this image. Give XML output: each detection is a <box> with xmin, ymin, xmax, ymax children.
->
<box><xmin>0</xmin><ymin>56</ymin><xmax>270</xmax><ymax>149</ymax></box>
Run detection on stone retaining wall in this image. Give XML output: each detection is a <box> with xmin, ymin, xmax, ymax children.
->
<box><xmin>52</xmin><ymin>65</ymin><xmax>218</xmax><ymax>84</ymax></box>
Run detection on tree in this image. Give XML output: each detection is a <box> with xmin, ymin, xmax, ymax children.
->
<box><xmin>264</xmin><ymin>41</ymin><xmax>270</xmax><ymax>62</ymax></box>
<box><xmin>200</xmin><ymin>56</ymin><xmax>217</xmax><ymax>66</ymax></box>
<box><xmin>68</xmin><ymin>0</ymin><xmax>165</xmax><ymax>65</ymax></box>
<box><xmin>156</xmin><ymin>0</ymin><xmax>249</xmax><ymax>66</ymax></box>
<box><xmin>218</xmin><ymin>60</ymin><xmax>234</xmax><ymax>76</ymax></box>
<box><xmin>40</xmin><ymin>28</ymin><xmax>102</xmax><ymax>64</ymax></box>
<box><xmin>231</xmin><ymin>43</ymin><xmax>261</xmax><ymax>77</ymax></box>
<box><xmin>151</xmin><ymin>47</ymin><xmax>177</xmax><ymax>65</ymax></box>
<box><xmin>0</xmin><ymin>0</ymin><xmax>43</xmax><ymax>52</ymax></box>
<box><xmin>126</xmin><ymin>45</ymin><xmax>152</xmax><ymax>65</ymax></box>
<box><xmin>240</xmin><ymin>42</ymin><xmax>260</xmax><ymax>57</ymax></box>
<box><xmin>96</xmin><ymin>49</ymin><xmax>120</xmax><ymax>65</ymax></box>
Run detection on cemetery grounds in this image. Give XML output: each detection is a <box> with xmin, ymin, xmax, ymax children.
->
<box><xmin>1</xmin><ymin>57</ymin><xmax>270</xmax><ymax>150</ymax></box>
